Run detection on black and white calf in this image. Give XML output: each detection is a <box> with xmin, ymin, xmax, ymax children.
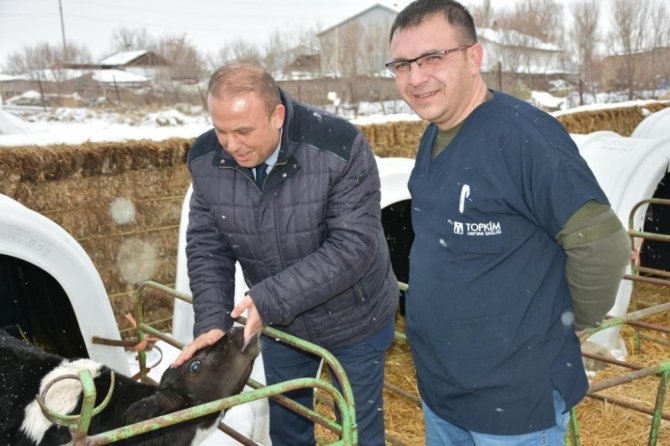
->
<box><xmin>0</xmin><ymin>327</ymin><xmax>260</xmax><ymax>446</ymax></box>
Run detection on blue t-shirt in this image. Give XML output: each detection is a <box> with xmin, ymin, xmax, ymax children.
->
<box><xmin>406</xmin><ymin>91</ymin><xmax>608</xmax><ymax>435</ymax></box>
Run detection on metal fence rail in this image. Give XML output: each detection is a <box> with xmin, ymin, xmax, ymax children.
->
<box><xmin>44</xmin><ymin>280</ymin><xmax>358</xmax><ymax>445</ymax></box>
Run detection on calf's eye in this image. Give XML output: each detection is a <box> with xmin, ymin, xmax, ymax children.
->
<box><xmin>189</xmin><ymin>360</ymin><xmax>201</xmax><ymax>373</ymax></box>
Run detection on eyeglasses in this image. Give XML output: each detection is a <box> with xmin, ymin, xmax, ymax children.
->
<box><xmin>385</xmin><ymin>43</ymin><xmax>475</xmax><ymax>76</ymax></box>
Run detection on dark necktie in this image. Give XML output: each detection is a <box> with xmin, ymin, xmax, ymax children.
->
<box><xmin>255</xmin><ymin>163</ymin><xmax>268</xmax><ymax>190</ymax></box>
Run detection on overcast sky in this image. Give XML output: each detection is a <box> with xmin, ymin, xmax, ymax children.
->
<box><xmin>0</xmin><ymin>0</ymin><xmax>403</xmax><ymax>63</ymax></box>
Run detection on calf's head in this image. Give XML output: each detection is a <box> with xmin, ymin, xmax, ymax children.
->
<box><xmin>163</xmin><ymin>326</ymin><xmax>260</xmax><ymax>405</ymax></box>
<box><xmin>123</xmin><ymin>326</ymin><xmax>260</xmax><ymax>423</ymax></box>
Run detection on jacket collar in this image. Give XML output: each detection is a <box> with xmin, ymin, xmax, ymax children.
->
<box><xmin>277</xmin><ymin>89</ymin><xmax>294</xmax><ymax>165</ymax></box>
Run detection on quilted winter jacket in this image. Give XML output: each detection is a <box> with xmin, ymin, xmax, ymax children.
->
<box><xmin>186</xmin><ymin>90</ymin><xmax>399</xmax><ymax>349</ymax></box>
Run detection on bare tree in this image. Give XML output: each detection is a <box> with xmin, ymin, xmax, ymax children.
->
<box><xmin>4</xmin><ymin>41</ymin><xmax>91</xmax><ymax>79</ymax></box>
<box><xmin>263</xmin><ymin>30</ymin><xmax>292</xmax><ymax>77</ymax></box>
<box><xmin>359</xmin><ymin>22</ymin><xmax>391</xmax><ymax>77</ymax></box>
<box><xmin>210</xmin><ymin>39</ymin><xmax>263</xmax><ymax>68</ymax></box>
<box><xmin>262</xmin><ymin>25</ymin><xmax>322</xmax><ymax>80</ymax></box>
<box><xmin>152</xmin><ymin>34</ymin><xmax>207</xmax><ymax>98</ymax></box>
<box><xmin>109</xmin><ymin>27</ymin><xmax>154</xmax><ymax>53</ymax></box>
<box><xmin>498</xmin><ymin>0</ymin><xmax>564</xmax><ymax>44</ymax></box>
<box><xmin>648</xmin><ymin>0</ymin><xmax>670</xmax><ymax>96</ymax></box>
<box><xmin>610</xmin><ymin>0</ymin><xmax>651</xmax><ymax>99</ymax></box>
<box><xmin>570</xmin><ymin>0</ymin><xmax>600</xmax><ymax>104</ymax></box>
<box><xmin>488</xmin><ymin>0</ymin><xmax>566</xmax><ymax>88</ymax></box>
<box><xmin>324</xmin><ymin>21</ymin><xmax>363</xmax><ymax>115</ymax></box>
<box><xmin>469</xmin><ymin>0</ymin><xmax>495</xmax><ymax>29</ymax></box>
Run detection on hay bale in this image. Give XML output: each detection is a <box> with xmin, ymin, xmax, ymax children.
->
<box><xmin>556</xmin><ymin>102</ymin><xmax>670</xmax><ymax>136</ymax></box>
<box><xmin>359</xmin><ymin>121</ymin><xmax>426</xmax><ymax>158</ymax></box>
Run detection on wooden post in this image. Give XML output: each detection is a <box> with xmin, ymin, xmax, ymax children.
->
<box><xmin>497</xmin><ymin>61</ymin><xmax>502</xmax><ymax>92</ymax></box>
<box><xmin>113</xmin><ymin>75</ymin><xmax>121</xmax><ymax>106</ymax></box>
<box><xmin>36</xmin><ymin>72</ymin><xmax>47</xmax><ymax>111</ymax></box>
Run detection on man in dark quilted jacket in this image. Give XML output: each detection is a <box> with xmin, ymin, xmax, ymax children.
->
<box><xmin>173</xmin><ymin>63</ymin><xmax>399</xmax><ymax>446</ymax></box>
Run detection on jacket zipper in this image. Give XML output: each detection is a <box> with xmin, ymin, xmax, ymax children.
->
<box><xmin>219</xmin><ymin>164</ymin><xmax>261</xmax><ymax>192</ymax></box>
<box><xmin>270</xmin><ymin>160</ymin><xmax>288</xmax><ymax>269</ymax></box>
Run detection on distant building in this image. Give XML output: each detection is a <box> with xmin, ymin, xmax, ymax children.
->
<box><xmin>478</xmin><ymin>27</ymin><xmax>575</xmax><ymax>76</ymax></box>
<box><xmin>281</xmin><ymin>54</ymin><xmax>321</xmax><ymax>80</ymax></box>
<box><xmin>317</xmin><ymin>3</ymin><xmax>398</xmax><ymax>77</ymax></box>
<box><xmin>90</xmin><ymin>50</ymin><xmax>170</xmax><ymax>81</ymax></box>
<box><xmin>272</xmin><ymin>45</ymin><xmax>321</xmax><ymax>80</ymax></box>
<box><xmin>317</xmin><ymin>4</ymin><xmax>574</xmax><ymax>81</ymax></box>
<box><xmin>0</xmin><ymin>74</ymin><xmax>33</xmax><ymax>99</ymax></box>
<box><xmin>601</xmin><ymin>47</ymin><xmax>670</xmax><ymax>93</ymax></box>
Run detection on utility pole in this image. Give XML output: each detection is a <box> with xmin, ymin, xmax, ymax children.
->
<box><xmin>58</xmin><ymin>0</ymin><xmax>68</xmax><ymax>62</ymax></box>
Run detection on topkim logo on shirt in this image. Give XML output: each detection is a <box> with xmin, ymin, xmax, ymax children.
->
<box><xmin>453</xmin><ymin>184</ymin><xmax>503</xmax><ymax>237</ymax></box>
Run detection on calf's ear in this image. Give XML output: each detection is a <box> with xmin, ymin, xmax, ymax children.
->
<box><xmin>123</xmin><ymin>393</ymin><xmax>181</xmax><ymax>425</ymax></box>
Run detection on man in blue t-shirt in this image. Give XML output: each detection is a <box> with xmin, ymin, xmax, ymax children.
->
<box><xmin>386</xmin><ymin>1</ymin><xmax>631</xmax><ymax>444</ymax></box>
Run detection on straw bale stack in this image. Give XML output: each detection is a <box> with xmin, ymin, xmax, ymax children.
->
<box><xmin>0</xmin><ymin>139</ymin><xmax>191</xmax><ymax>330</ymax></box>
<box><xmin>556</xmin><ymin>101</ymin><xmax>670</xmax><ymax>136</ymax></box>
<box><xmin>358</xmin><ymin>121</ymin><xmax>427</xmax><ymax>158</ymax></box>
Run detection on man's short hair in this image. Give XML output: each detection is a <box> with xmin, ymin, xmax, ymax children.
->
<box><xmin>389</xmin><ymin>0</ymin><xmax>478</xmax><ymax>45</ymax></box>
<box><xmin>207</xmin><ymin>63</ymin><xmax>282</xmax><ymax>116</ymax></box>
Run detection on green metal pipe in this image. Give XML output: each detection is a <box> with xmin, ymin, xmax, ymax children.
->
<box><xmin>73</xmin><ymin>369</ymin><xmax>97</xmax><ymax>444</ymax></box>
<box><xmin>383</xmin><ymin>382</ymin><xmax>420</xmax><ymax>406</ymax></box>
<box><xmin>394</xmin><ymin>331</ymin><xmax>407</xmax><ymax>343</ymax></box>
<box><xmin>588</xmin><ymin>361</ymin><xmax>670</xmax><ymax>394</ymax></box>
<box><xmin>648</xmin><ymin>370</ymin><xmax>669</xmax><ymax>446</ymax></box>
<box><xmin>126</xmin><ymin>281</ymin><xmax>357</xmax><ymax>444</ymax></box>
<box><xmin>580</xmin><ymin>302</ymin><xmax>670</xmax><ymax>340</ymax></box>
<box><xmin>628</xmin><ymin>230</ymin><xmax>670</xmax><ymax>243</ymax></box>
<box><xmin>587</xmin><ymin>393</ymin><xmax>670</xmax><ymax>421</ymax></box>
<box><xmin>83</xmin><ymin>378</ymin><xmax>354</xmax><ymax>445</ymax></box>
<box><xmin>139</xmin><ymin>321</ymin><xmax>348</xmax><ymax>436</ymax></box>
<box><xmin>246</xmin><ymin>377</ymin><xmax>344</xmax><ymax>434</ymax></box>
<box><xmin>568</xmin><ymin>406</ymin><xmax>581</xmax><ymax>446</ymax></box>
<box><xmin>635</xmin><ymin>266</ymin><xmax>670</xmax><ymax>279</ymax></box>
<box><xmin>623</xmin><ymin>274</ymin><xmax>670</xmax><ymax>287</ymax></box>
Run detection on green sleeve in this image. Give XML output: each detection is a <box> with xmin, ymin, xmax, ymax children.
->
<box><xmin>556</xmin><ymin>201</ymin><xmax>631</xmax><ymax>330</ymax></box>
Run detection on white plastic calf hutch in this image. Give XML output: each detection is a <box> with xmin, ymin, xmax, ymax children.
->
<box><xmin>0</xmin><ymin>194</ymin><xmax>130</xmax><ymax>374</ymax></box>
<box><xmin>571</xmin><ymin>126</ymin><xmax>670</xmax><ymax>351</ymax></box>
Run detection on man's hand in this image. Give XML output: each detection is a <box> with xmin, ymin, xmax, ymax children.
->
<box><xmin>171</xmin><ymin>328</ymin><xmax>225</xmax><ymax>368</ymax></box>
<box><xmin>231</xmin><ymin>294</ymin><xmax>264</xmax><ymax>343</ymax></box>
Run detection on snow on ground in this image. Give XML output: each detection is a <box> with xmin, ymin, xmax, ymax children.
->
<box><xmin>0</xmin><ymin>109</ymin><xmax>31</xmax><ymax>135</ymax></box>
<box><xmin>551</xmin><ymin>98</ymin><xmax>666</xmax><ymax>117</ymax></box>
<box><xmin>0</xmin><ymin>90</ymin><xmax>667</xmax><ymax>148</ymax></box>
<box><xmin>0</xmin><ymin>93</ymin><xmax>421</xmax><ymax>147</ymax></box>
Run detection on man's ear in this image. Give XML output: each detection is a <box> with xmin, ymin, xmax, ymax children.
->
<box><xmin>272</xmin><ymin>104</ymin><xmax>286</xmax><ymax>130</ymax></box>
<box><xmin>469</xmin><ymin>43</ymin><xmax>484</xmax><ymax>74</ymax></box>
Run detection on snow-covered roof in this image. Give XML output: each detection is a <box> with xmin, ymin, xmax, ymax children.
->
<box><xmin>98</xmin><ymin>50</ymin><xmax>150</xmax><ymax>66</ymax></box>
<box><xmin>23</xmin><ymin>68</ymin><xmax>149</xmax><ymax>84</ymax></box>
<box><xmin>479</xmin><ymin>28</ymin><xmax>560</xmax><ymax>52</ymax></box>
<box><xmin>29</xmin><ymin>69</ymin><xmax>87</xmax><ymax>82</ymax></box>
<box><xmin>92</xmin><ymin>69</ymin><xmax>149</xmax><ymax>84</ymax></box>
<box><xmin>0</xmin><ymin>73</ymin><xmax>31</xmax><ymax>82</ymax></box>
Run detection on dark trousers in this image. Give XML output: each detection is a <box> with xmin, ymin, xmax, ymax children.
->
<box><xmin>261</xmin><ymin>328</ymin><xmax>391</xmax><ymax>446</ymax></box>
